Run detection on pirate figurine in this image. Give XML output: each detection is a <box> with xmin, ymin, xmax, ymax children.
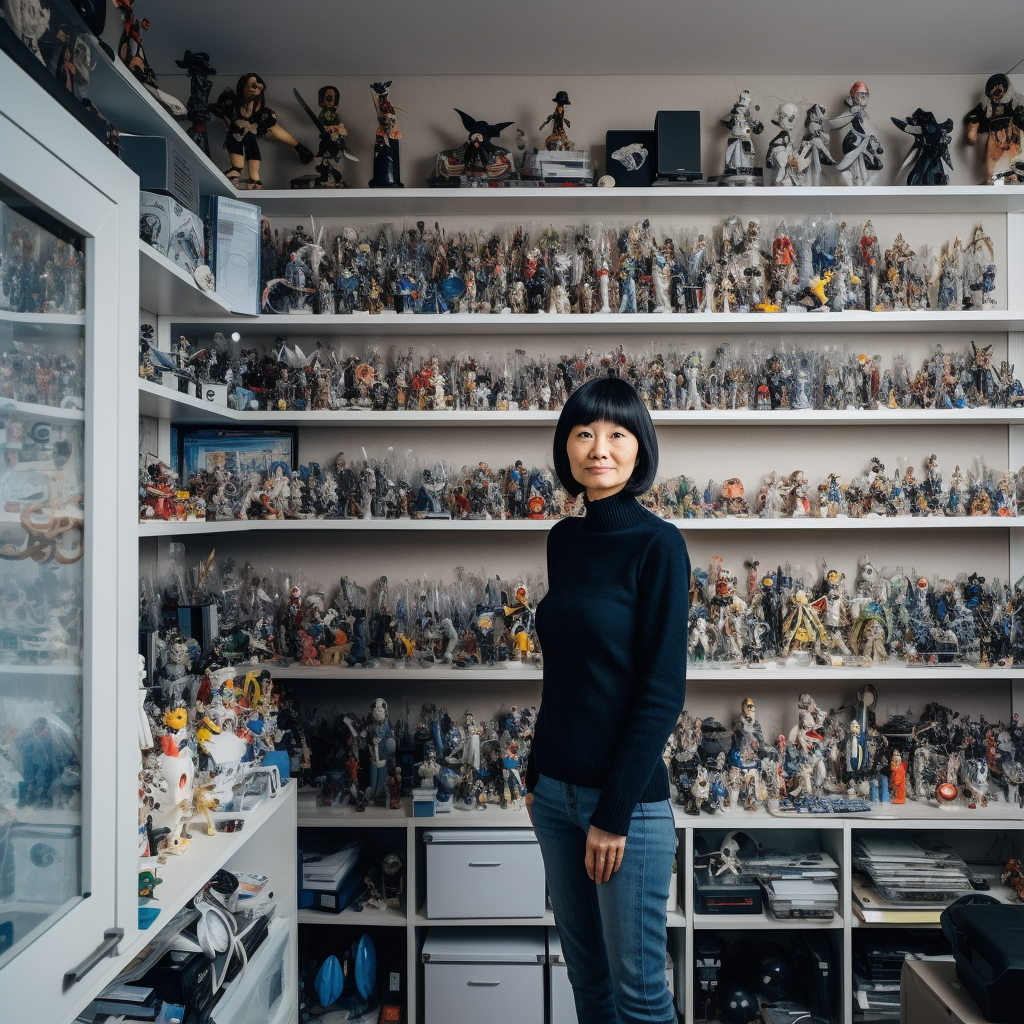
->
<box><xmin>539</xmin><ymin>90</ymin><xmax>574</xmax><ymax>151</ymax></box>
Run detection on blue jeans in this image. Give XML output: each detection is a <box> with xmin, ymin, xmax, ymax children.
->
<box><xmin>532</xmin><ymin>774</ymin><xmax>676</xmax><ymax>1024</ymax></box>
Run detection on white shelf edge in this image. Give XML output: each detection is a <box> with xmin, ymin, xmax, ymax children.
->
<box><xmin>692</xmin><ymin>910</ymin><xmax>842</xmax><ymax>930</ymax></box>
<box><xmin>137</xmin><ymin>515</ymin><xmax>1024</xmax><ymax>537</ymax></box>
<box><xmin>168</xmin><ymin>309</ymin><xmax>1024</xmax><ymax>337</ymax></box>
<box><xmin>138</xmin><ymin>241</ymin><xmax>235</xmax><ymax>318</ymax></box>
<box><xmin>0</xmin><ymin>309</ymin><xmax>84</xmax><ymax>328</ymax></box>
<box><xmin>0</xmin><ymin>398</ymin><xmax>84</xmax><ymax>423</ymax></box>
<box><xmin>298</xmin><ymin>908</ymin><xmax>407</xmax><ymax>927</ymax></box>
<box><xmin>0</xmin><ymin>662</ymin><xmax>81</xmax><ymax>675</ymax></box>
<box><xmin>134</xmin><ymin>379</ymin><xmax>1024</xmax><ymax>426</ymax></box>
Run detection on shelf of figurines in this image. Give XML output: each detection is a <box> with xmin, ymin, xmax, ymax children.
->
<box><xmin>134</xmin><ymin>782</ymin><xmax>295</xmax><ymax>948</ymax></box>
<box><xmin>164</xmin><ymin>310</ymin><xmax>1024</xmax><ymax>338</ymax></box>
<box><xmin>139</xmin><ymin>241</ymin><xmax>238</xmax><ymax>319</ymax></box>
<box><xmin>136</xmin><ymin>379</ymin><xmax>1024</xmax><ymax>427</ymax></box>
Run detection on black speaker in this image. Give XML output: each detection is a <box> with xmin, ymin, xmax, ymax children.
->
<box><xmin>654</xmin><ymin>110</ymin><xmax>702</xmax><ymax>180</ymax></box>
<box><xmin>605</xmin><ymin>129</ymin><xmax>656</xmax><ymax>186</ymax></box>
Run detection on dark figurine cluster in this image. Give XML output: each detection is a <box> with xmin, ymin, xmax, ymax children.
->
<box><xmin>142</xmin><ymin>556</ymin><xmax>541</xmax><ymax>672</ymax></box>
<box><xmin>668</xmin><ymin>695</ymin><xmax>1024</xmax><ymax>815</ymax></box>
<box><xmin>670</xmin><ymin>453</ymin><xmax>1021</xmax><ymax>521</ymax></box>
<box><xmin>0</xmin><ymin>199</ymin><xmax>85</xmax><ymax>315</ymax></box>
<box><xmin>303</xmin><ymin>701</ymin><xmax>533</xmax><ymax>814</ymax></box>
<box><xmin>140</xmin><ymin>447</ymin><xmax>566</xmax><ymax>524</ymax></box>
<box><xmin>150</xmin><ymin>332</ymin><xmax>1024</xmax><ymax>416</ymax></box>
<box><xmin>0</xmin><ymin>336</ymin><xmax>85</xmax><ymax>409</ymax></box>
<box><xmin>253</xmin><ymin>214</ymin><xmax>996</xmax><ymax>318</ymax></box>
<box><xmin>688</xmin><ymin>554</ymin><xmax>1024</xmax><ymax>670</ymax></box>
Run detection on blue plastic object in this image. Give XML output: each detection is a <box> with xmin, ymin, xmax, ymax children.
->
<box><xmin>263</xmin><ymin>749</ymin><xmax>290</xmax><ymax>778</ymax></box>
<box><xmin>315</xmin><ymin>954</ymin><xmax>344</xmax><ymax>1006</ymax></box>
<box><xmin>353</xmin><ymin>933</ymin><xmax>377</xmax><ymax>999</ymax></box>
<box><xmin>138</xmin><ymin>904</ymin><xmax>161</xmax><ymax>929</ymax></box>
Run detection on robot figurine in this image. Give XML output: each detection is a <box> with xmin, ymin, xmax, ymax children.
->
<box><xmin>719</xmin><ymin>90</ymin><xmax>764</xmax><ymax>183</ymax></box>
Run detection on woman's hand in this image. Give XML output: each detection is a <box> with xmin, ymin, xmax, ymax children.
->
<box><xmin>586</xmin><ymin>824</ymin><xmax>626</xmax><ymax>884</ymax></box>
<box><xmin>524</xmin><ymin>792</ymin><xmax>534</xmax><ymax>827</ymax></box>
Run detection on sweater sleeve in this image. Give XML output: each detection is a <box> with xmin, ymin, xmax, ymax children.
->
<box><xmin>590</xmin><ymin>526</ymin><xmax>689</xmax><ymax>835</ymax></box>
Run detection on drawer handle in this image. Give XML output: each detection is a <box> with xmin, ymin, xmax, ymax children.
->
<box><xmin>468</xmin><ymin>861</ymin><xmax>502</xmax><ymax>867</ymax></box>
<box><xmin>467</xmin><ymin>980</ymin><xmax>501</xmax><ymax>987</ymax></box>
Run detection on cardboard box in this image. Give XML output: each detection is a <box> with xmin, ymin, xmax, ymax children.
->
<box><xmin>120</xmin><ymin>133</ymin><xmax>200</xmax><ymax>213</ymax></box>
<box><xmin>901</xmin><ymin>958</ymin><xmax>1008</xmax><ymax>1024</ymax></box>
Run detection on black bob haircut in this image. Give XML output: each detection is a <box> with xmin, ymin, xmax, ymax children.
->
<box><xmin>552</xmin><ymin>376</ymin><xmax>659</xmax><ymax>498</ymax></box>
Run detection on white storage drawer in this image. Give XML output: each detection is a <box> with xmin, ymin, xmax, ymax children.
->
<box><xmin>424</xmin><ymin>829</ymin><xmax>545</xmax><ymax>919</ymax></box>
<box><xmin>422</xmin><ymin>928</ymin><xmax>545</xmax><ymax>1024</ymax></box>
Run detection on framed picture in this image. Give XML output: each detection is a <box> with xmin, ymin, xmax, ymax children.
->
<box><xmin>176</xmin><ymin>427</ymin><xmax>298</xmax><ymax>482</ymax></box>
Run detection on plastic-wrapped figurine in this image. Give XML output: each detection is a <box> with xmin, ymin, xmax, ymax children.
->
<box><xmin>765</xmin><ymin>103</ymin><xmax>801</xmax><ymax>186</ymax></box>
<box><xmin>829</xmin><ymin>82</ymin><xmax>883</xmax><ymax>186</ymax></box>
<box><xmin>539</xmin><ymin>90</ymin><xmax>574</xmax><ymax>151</ymax></box>
<box><xmin>212</xmin><ymin>73</ymin><xmax>314</xmax><ymax>189</ymax></box>
<box><xmin>720</xmin><ymin>90</ymin><xmax>764</xmax><ymax>182</ymax></box>
<box><xmin>891</xmin><ymin>109</ymin><xmax>953</xmax><ymax>186</ymax></box>
<box><xmin>369</xmin><ymin>81</ymin><xmax>403</xmax><ymax>187</ymax></box>
<box><xmin>964</xmin><ymin>73</ymin><xmax>1024</xmax><ymax>183</ymax></box>
<box><xmin>432</xmin><ymin>110</ymin><xmax>516</xmax><ymax>185</ymax></box>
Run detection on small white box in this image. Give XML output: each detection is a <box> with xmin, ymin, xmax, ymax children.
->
<box><xmin>199</xmin><ymin>383</ymin><xmax>228</xmax><ymax>407</ymax></box>
<box><xmin>422</xmin><ymin>927</ymin><xmax>544</xmax><ymax>1024</ymax></box>
<box><xmin>424</xmin><ymin>829</ymin><xmax>545</xmax><ymax>919</ymax></box>
<box><xmin>140</xmin><ymin>191</ymin><xmax>205</xmax><ymax>274</ymax></box>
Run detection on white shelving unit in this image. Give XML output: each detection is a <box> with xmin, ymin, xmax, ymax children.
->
<box><xmin>30</xmin><ymin>25</ymin><xmax>1019</xmax><ymax>1023</ymax></box>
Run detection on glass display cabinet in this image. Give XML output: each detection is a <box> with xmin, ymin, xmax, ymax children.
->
<box><xmin>0</xmin><ymin>49</ymin><xmax>138</xmax><ymax>1021</ymax></box>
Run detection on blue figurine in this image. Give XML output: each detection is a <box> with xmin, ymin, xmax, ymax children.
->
<box><xmin>891</xmin><ymin>109</ymin><xmax>953</xmax><ymax>186</ymax></box>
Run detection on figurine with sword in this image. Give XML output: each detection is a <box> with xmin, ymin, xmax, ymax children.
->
<box><xmin>291</xmin><ymin>86</ymin><xmax>359</xmax><ymax>188</ymax></box>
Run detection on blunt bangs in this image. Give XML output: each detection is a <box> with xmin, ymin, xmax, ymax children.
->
<box><xmin>552</xmin><ymin>376</ymin><xmax>659</xmax><ymax>497</ymax></box>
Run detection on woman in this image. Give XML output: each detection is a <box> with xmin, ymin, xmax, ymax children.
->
<box><xmin>526</xmin><ymin>375</ymin><xmax>689</xmax><ymax>1024</ymax></box>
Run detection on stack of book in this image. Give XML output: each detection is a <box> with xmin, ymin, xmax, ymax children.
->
<box><xmin>748</xmin><ymin>850</ymin><xmax>841</xmax><ymax>921</ymax></box>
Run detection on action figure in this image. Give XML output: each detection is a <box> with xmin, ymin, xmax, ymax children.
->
<box><xmin>891</xmin><ymin>108</ymin><xmax>953</xmax><ymax>186</ymax></box>
<box><xmin>174</xmin><ymin>50</ymin><xmax>217</xmax><ymax>156</ymax></box>
<box><xmin>829</xmin><ymin>81</ymin><xmax>883</xmax><ymax>186</ymax></box>
<box><xmin>765</xmin><ymin>102</ymin><xmax>801</xmax><ymax>186</ymax></box>
<box><xmin>964</xmin><ymin>73</ymin><xmax>1024</xmax><ymax>183</ymax></box>
<box><xmin>212</xmin><ymin>73</ymin><xmax>314</xmax><ymax>189</ymax></box>
<box><xmin>539</xmin><ymin>90</ymin><xmax>574</xmax><ymax>151</ymax></box>
<box><xmin>369</xmin><ymin>80</ymin><xmax>403</xmax><ymax>187</ymax></box>
<box><xmin>798</xmin><ymin>103</ymin><xmax>836</xmax><ymax>186</ymax></box>
<box><xmin>112</xmin><ymin>0</ymin><xmax>186</xmax><ymax>117</ymax></box>
<box><xmin>720</xmin><ymin>90</ymin><xmax>764</xmax><ymax>180</ymax></box>
<box><xmin>292</xmin><ymin>85</ymin><xmax>358</xmax><ymax>187</ymax></box>
<box><xmin>432</xmin><ymin>110</ymin><xmax>516</xmax><ymax>184</ymax></box>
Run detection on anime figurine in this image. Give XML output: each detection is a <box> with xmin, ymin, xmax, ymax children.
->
<box><xmin>432</xmin><ymin>109</ymin><xmax>516</xmax><ymax>185</ymax></box>
<box><xmin>964</xmin><ymin>73</ymin><xmax>1024</xmax><ymax>183</ymax></box>
<box><xmin>112</xmin><ymin>0</ymin><xmax>186</xmax><ymax>117</ymax></box>
<box><xmin>539</xmin><ymin>90</ymin><xmax>574</xmax><ymax>150</ymax></box>
<box><xmin>212</xmin><ymin>73</ymin><xmax>314</xmax><ymax>189</ymax></box>
<box><xmin>765</xmin><ymin>103</ymin><xmax>801</xmax><ymax>186</ymax></box>
<box><xmin>174</xmin><ymin>50</ymin><xmax>217</xmax><ymax>156</ymax></box>
<box><xmin>891</xmin><ymin>109</ymin><xmax>953</xmax><ymax>186</ymax></box>
<box><xmin>719</xmin><ymin>90</ymin><xmax>764</xmax><ymax>182</ymax></box>
<box><xmin>369</xmin><ymin>81</ymin><xmax>403</xmax><ymax>187</ymax></box>
<box><xmin>292</xmin><ymin>86</ymin><xmax>358</xmax><ymax>187</ymax></box>
<box><xmin>829</xmin><ymin>82</ymin><xmax>883</xmax><ymax>186</ymax></box>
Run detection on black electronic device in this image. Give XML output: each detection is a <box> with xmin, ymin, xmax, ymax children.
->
<box><xmin>653</xmin><ymin>110</ymin><xmax>702</xmax><ymax>181</ymax></box>
<box><xmin>605</xmin><ymin>129</ymin><xmax>657</xmax><ymax>186</ymax></box>
<box><xmin>694</xmin><ymin>932</ymin><xmax>722</xmax><ymax>1021</ymax></box>
<box><xmin>794</xmin><ymin>930</ymin><xmax>834</xmax><ymax>1023</ymax></box>
<box><xmin>694</xmin><ymin>865</ymin><xmax>763</xmax><ymax>914</ymax></box>
<box><xmin>941</xmin><ymin>897</ymin><xmax>1024</xmax><ymax>1022</ymax></box>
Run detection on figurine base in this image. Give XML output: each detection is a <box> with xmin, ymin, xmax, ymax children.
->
<box><xmin>710</xmin><ymin>168</ymin><xmax>763</xmax><ymax>186</ymax></box>
<box><xmin>290</xmin><ymin>174</ymin><xmax>347</xmax><ymax>190</ymax></box>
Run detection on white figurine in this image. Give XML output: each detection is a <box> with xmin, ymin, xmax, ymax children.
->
<box><xmin>720</xmin><ymin>90</ymin><xmax>764</xmax><ymax>180</ymax></box>
<box><xmin>766</xmin><ymin>103</ymin><xmax>801</xmax><ymax>186</ymax></box>
<box><xmin>829</xmin><ymin>82</ymin><xmax>883</xmax><ymax>186</ymax></box>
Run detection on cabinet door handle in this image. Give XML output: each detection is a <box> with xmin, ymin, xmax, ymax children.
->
<box><xmin>63</xmin><ymin>928</ymin><xmax>124</xmax><ymax>988</ymax></box>
<box><xmin>468</xmin><ymin>861</ymin><xmax>502</xmax><ymax>867</ymax></box>
<box><xmin>467</xmin><ymin>980</ymin><xmax>501</xmax><ymax>986</ymax></box>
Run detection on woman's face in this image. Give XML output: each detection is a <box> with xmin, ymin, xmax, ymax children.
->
<box><xmin>566</xmin><ymin>419</ymin><xmax>638</xmax><ymax>501</ymax></box>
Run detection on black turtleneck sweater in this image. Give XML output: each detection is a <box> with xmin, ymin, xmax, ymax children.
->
<box><xmin>526</xmin><ymin>489</ymin><xmax>690</xmax><ymax>836</ymax></box>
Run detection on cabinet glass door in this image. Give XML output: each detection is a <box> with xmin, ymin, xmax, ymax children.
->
<box><xmin>0</xmin><ymin>184</ymin><xmax>88</xmax><ymax>969</ymax></box>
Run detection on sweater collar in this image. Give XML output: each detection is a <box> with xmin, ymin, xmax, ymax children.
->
<box><xmin>581</xmin><ymin>489</ymin><xmax>649</xmax><ymax>532</ymax></box>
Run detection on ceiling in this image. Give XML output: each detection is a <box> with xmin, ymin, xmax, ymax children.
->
<box><xmin>108</xmin><ymin>0</ymin><xmax>1024</xmax><ymax>79</ymax></box>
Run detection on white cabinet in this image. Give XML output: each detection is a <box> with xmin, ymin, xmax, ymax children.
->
<box><xmin>0</xmin><ymin>50</ymin><xmax>138</xmax><ymax>1020</ymax></box>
